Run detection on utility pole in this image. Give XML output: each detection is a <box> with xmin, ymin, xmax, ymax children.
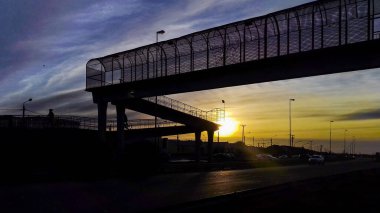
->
<box><xmin>329</xmin><ymin>120</ymin><xmax>334</xmax><ymax>154</ymax></box>
<box><xmin>241</xmin><ymin>124</ymin><xmax>246</xmax><ymax>145</ymax></box>
<box><xmin>291</xmin><ymin>135</ymin><xmax>295</xmax><ymax>147</ymax></box>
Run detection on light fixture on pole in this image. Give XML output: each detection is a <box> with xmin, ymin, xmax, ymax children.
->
<box><xmin>222</xmin><ymin>100</ymin><xmax>225</xmax><ymax>121</ymax></box>
<box><xmin>289</xmin><ymin>98</ymin><xmax>295</xmax><ymax>147</ymax></box>
<box><xmin>22</xmin><ymin>98</ymin><xmax>32</xmax><ymax>119</ymax></box>
<box><xmin>156</xmin><ymin>30</ymin><xmax>165</xmax><ymax>43</ymax></box>
<box><xmin>329</xmin><ymin>120</ymin><xmax>334</xmax><ymax>154</ymax></box>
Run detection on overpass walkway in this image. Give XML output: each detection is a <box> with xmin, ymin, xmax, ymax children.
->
<box><xmin>87</xmin><ymin>0</ymin><xmax>380</xmax><ymax>98</ymax></box>
<box><xmin>84</xmin><ymin>0</ymin><xmax>380</xmax><ymax>159</ymax></box>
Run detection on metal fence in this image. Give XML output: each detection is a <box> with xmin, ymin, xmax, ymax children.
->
<box><xmin>86</xmin><ymin>0</ymin><xmax>380</xmax><ymax>89</ymax></box>
<box><xmin>106</xmin><ymin>119</ymin><xmax>183</xmax><ymax>131</ymax></box>
<box><xmin>143</xmin><ymin>96</ymin><xmax>224</xmax><ymax>122</ymax></box>
<box><xmin>0</xmin><ymin>115</ymin><xmax>98</xmax><ymax>130</ymax></box>
<box><xmin>0</xmin><ymin>115</ymin><xmax>183</xmax><ymax>131</ymax></box>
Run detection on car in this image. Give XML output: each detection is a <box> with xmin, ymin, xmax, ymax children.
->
<box><xmin>256</xmin><ymin>154</ymin><xmax>278</xmax><ymax>161</ymax></box>
<box><xmin>213</xmin><ymin>153</ymin><xmax>235</xmax><ymax>161</ymax></box>
<box><xmin>308</xmin><ymin>155</ymin><xmax>325</xmax><ymax>165</ymax></box>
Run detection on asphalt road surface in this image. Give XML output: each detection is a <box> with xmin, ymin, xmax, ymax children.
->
<box><xmin>1</xmin><ymin>159</ymin><xmax>379</xmax><ymax>212</ymax></box>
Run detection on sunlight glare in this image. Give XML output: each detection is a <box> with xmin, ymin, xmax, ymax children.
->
<box><xmin>218</xmin><ymin>117</ymin><xmax>238</xmax><ymax>137</ymax></box>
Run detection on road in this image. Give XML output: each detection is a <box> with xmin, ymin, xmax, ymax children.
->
<box><xmin>1</xmin><ymin>159</ymin><xmax>379</xmax><ymax>212</ymax></box>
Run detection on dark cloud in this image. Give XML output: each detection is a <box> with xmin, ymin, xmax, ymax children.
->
<box><xmin>338</xmin><ymin>109</ymin><xmax>380</xmax><ymax>121</ymax></box>
<box><xmin>27</xmin><ymin>89</ymin><xmax>92</xmax><ymax>114</ymax></box>
<box><xmin>27</xmin><ymin>89</ymin><xmax>145</xmax><ymax>119</ymax></box>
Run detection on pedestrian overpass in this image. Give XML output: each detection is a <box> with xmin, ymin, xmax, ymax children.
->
<box><xmin>85</xmin><ymin>0</ymin><xmax>380</xmax><ymax>159</ymax></box>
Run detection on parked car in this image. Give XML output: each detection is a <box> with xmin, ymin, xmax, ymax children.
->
<box><xmin>213</xmin><ymin>153</ymin><xmax>235</xmax><ymax>161</ymax></box>
<box><xmin>308</xmin><ymin>155</ymin><xmax>325</xmax><ymax>165</ymax></box>
<box><xmin>256</xmin><ymin>154</ymin><xmax>278</xmax><ymax>161</ymax></box>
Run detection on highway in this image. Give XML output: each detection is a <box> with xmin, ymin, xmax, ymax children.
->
<box><xmin>1</xmin><ymin>159</ymin><xmax>379</xmax><ymax>212</ymax></box>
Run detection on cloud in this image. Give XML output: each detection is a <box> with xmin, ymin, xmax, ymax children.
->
<box><xmin>338</xmin><ymin>109</ymin><xmax>380</xmax><ymax>121</ymax></box>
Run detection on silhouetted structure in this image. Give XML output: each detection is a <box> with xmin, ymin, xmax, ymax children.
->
<box><xmin>86</xmin><ymin>0</ymin><xmax>380</xmax><ymax>160</ymax></box>
<box><xmin>48</xmin><ymin>109</ymin><xmax>55</xmax><ymax>127</ymax></box>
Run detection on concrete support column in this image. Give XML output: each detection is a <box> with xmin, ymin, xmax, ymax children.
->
<box><xmin>97</xmin><ymin>101</ymin><xmax>108</xmax><ymax>142</ymax></box>
<box><xmin>207</xmin><ymin>130</ymin><xmax>214</xmax><ymax>162</ymax></box>
<box><xmin>116</xmin><ymin>104</ymin><xmax>126</xmax><ymax>159</ymax></box>
<box><xmin>195</xmin><ymin>131</ymin><xmax>201</xmax><ymax>163</ymax></box>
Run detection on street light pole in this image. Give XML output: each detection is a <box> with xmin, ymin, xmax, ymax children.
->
<box><xmin>222</xmin><ymin>100</ymin><xmax>225</xmax><ymax>121</ymax></box>
<box><xmin>155</xmin><ymin>30</ymin><xmax>165</xmax><ymax>130</ymax></box>
<box><xmin>289</xmin><ymin>98</ymin><xmax>295</xmax><ymax>147</ymax></box>
<box><xmin>344</xmin><ymin>129</ymin><xmax>348</xmax><ymax>154</ymax></box>
<box><xmin>329</xmin><ymin>120</ymin><xmax>334</xmax><ymax>154</ymax></box>
<box><xmin>218</xmin><ymin>100</ymin><xmax>225</xmax><ymax>143</ymax></box>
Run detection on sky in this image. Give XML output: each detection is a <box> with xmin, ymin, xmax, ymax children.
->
<box><xmin>1</xmin><ymin>0</ymin><xmax>379</xmax><ymax>154</ymax></box>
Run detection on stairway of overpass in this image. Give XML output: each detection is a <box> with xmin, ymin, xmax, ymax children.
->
<box><xmin>116</xmin><ymin>95</ymin><xmax>221</xmax><ymax>136</ymax></box>
<box><xmin>108</xmin><ymin>118</ymin><xmax>214</xmax><ymax>139</ymax></box>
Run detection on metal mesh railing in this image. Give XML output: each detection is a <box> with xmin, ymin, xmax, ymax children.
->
<box><xmin>86</xmin><ymin>0</ymin><xmax>380</xmax><ymax>89</ymax></box>
<box><xmin>143</xmin><ymin>96</ymin><xmax>224</xmax><ymax>122</ymax></box>
<box><xmin>105</xmin><ymin>119</ymin><xmax>183</xmax><ymax>131</ymax></box>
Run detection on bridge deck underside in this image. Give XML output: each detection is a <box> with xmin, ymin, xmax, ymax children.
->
<box><xmin>124</xmin><ymin>126</ymin><xmax>201</xmax><ymax>140</ymax></box>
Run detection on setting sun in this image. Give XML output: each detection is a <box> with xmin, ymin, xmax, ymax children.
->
<box><xmin>217</xmin><ymin>117</ymin><xmax>238</xmax><ymax>137</ymax></box>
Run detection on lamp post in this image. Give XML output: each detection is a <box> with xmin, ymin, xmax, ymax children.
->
<box><xmin>329</xmin><ymin>120</ymin><xmax>334</xmax><ymax>154</ymax></box>
<box><xmin>289</xmin><ymin>98</ymin><xmax>295</xmax><ymax>147</ymax></box>
<box><xmin>22</xmin><ymin>98</ymin><xmax>32</xmax><ymax>119</ymax></box>
<box><xmin>222</xmin><ymin>100</ymin><xmax>225</xmax><ymax>121</ymax></box>
<box><xmin>217</xmin><ymin>100</ymin><xmax>225</xmax><ymax>143</ymax></box>
<box><xmin>344</xmin><ymin>129</ymin><xmax>348</xmax><ymax>154</ymax></box>
<box><xmin>156</xmin><ymin>30</ymin><xmax>165</xmax><ymax>43</ymax></box>
<box><xmin>155</xmin><ymin>30</ymin><xmax>165</xmax><ymax>130</ymax></box>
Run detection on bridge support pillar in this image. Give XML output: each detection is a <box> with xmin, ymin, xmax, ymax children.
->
<box><xmin>195</xmin><ymin>131</ymin><xmax>201</xmax><ymax>163</ymax></box>
<box><xmin>115</xmin><ymin>104</ymin><xmax>126</xmax><ymax>160</ymax></box>
<box><xmin>97</xmin><ymin>101</ymin><xmax>108</xmax><ymax>142</ymax></box>
<box><xmin>207</xmin><ymin>130</ymin><xmax>214</xmax><ymax>162</ymax></box>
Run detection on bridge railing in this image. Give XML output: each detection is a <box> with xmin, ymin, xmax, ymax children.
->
<box><xmin>0</xmin><ymin>115</ymin><xmax>98</xmax><ymax>130</ymax></box>
<box><xmin>0</xmin><ymin>115</ymin><xmax>183</xmax><ymax>131</ymax></box>
<box><xmin>87</xmin><ymin>0</ymin><xmax>380</xmax><ymax>89</ymax></box>
<box><xmin>143</xmin><ymin>96</ymin><xmax>224</xmax><ymax>122</ymax></box>
<box><xmin>106</xmin><ymin>119</ymin><xmax>183</xmax><ymax>131</ymax></box>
